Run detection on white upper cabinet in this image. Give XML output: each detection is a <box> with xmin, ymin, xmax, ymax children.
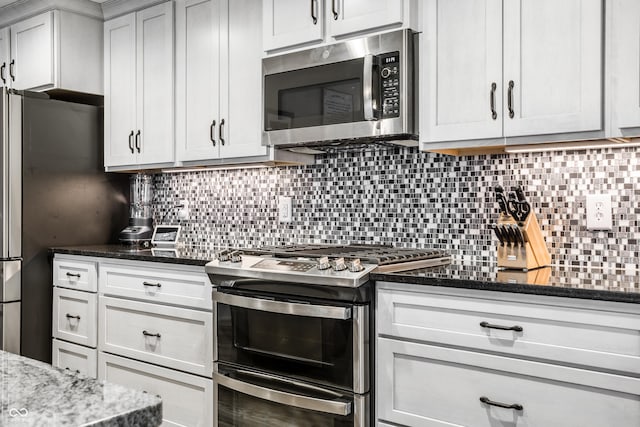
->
<box><xmin>176</xmin><ymin>0</ymin><xmax>266</xmax><ymax>163</ymax></box>
<box><xmin>503</xmin><ymin>0</ymin><xmax>602</xmax><ymax>137</ymax></box>
<box><xmin>104</xmin><ymin>2</ymin><xmax>174</xmax><ymax>169</ymax></box>
<box><xmin>263</xmin><ymin>0</ymin><xmax>324</xmax><ymax>52</ymax></box>
<box><xmin>327</xmin><ymin>0</ymin><xmax>404</xmax><ymax>38</ymax></box>
<box><xmin>421</xmin><ymin>0</ymin><xmax>503</xmax><ymax>143</ymax></box>
<box><xmin>264</xmin><ymin>0</ymin><xmax>414</xmax><ymax>53</ymax></box>
<box><xmin>420</xmin><ymin>0</ymin><xmax>603</xmax><ymax>149</ymax></box>
<box><xmin>0</xmin><ymin>11</ymin><xmax>102</xmax><ymax>93</ymax></box>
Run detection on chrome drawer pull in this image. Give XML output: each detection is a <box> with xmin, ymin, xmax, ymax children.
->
<box><xmin>65</xmin><ymin>314</ymin><xmax>81</xmax><ymax>320</ymax></box>
<box><xmin>480</xmin><ymin>321</ymin><xmax>523</xmax><ymax>332</ymax></box>
<box><xmin>480</xmin><ymin>396</ymin><xmax>523</xmax><ymax>411</ymax></box>
<box><xmin>142</xmin><ymin>330</ymin><xmax>161</xmax><ymax>338</ymax></box>
<box><xmin>142</xmin><ymin>281</ymin><xmax>162</xmax><ymax>288</ymax></box>
<box><xmin>66</xmin><ymin>272</ymin><xmax>81</xmax><ymax>278</ymax></box>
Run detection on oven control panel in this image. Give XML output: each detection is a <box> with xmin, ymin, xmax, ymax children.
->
<box><xmin>379</xmin><ymin>51</ymin><xmax>400</xmax><ymax>119</ymax></box>
<box><xmin>252</xmin><ymin>259</ymin><xmax>316</xmax><ymax>272</ymax></box>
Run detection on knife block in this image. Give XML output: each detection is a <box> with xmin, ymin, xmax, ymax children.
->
<box><xmin>497</xmin><ymin>212</ymin><xmax>551</xmax><ymax>270</ymax></box>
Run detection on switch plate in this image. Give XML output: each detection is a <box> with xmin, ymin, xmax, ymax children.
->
<box><xmin>586</xmin><ymin>194</ymin><xmax>612</xmax><ymax>230</ymax></box>
<box><xmin>178</xmin><ymin>199</ymin><xmax>189</xmax><ymax>220</ymax></box>
<box><xmin>279</xmin><ymin>196</ymin><xmax>292</xmax><ymax>223</ymax></box>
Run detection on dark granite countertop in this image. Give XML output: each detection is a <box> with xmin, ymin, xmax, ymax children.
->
<box><xmin>0</xmin><ymin>350</ymin><xmax>161</xmax><ymax>426</ymax></box>
<box><xmin>50</xmin><ymin>244</ymin><xmax>217</xmax><ymax>266</ymax></box>
<box><xmin>372</xmin><ymin>260</ymin><xmax>640</xmax><ymax>304</ymax></box>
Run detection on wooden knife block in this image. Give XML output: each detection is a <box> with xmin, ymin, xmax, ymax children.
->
<box><xmin>497</xmin><ymin>212</ymin><xmax>551</xmax><ymax>270</ymax></box>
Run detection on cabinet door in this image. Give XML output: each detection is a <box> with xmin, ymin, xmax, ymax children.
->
<box><xmin>503</xmin><ymin>0</ymin><xmax>602</xmax><ymax>137</ymax></box>
<box><xmin>136</xmin><ymin>1</ymin><xmax>175</xmax><ymax>165</ymax></box>
<box><xmin>176</xmin><ymin>0</ymin><xmax>221</xmax><ymax>162</ymax></box>
<box><xmin>219</xmin><ymin>0</ymin><xmax>268</xmax><ymax>159</ymax></box>
<box><xmin>0</xmin><ymin>28</ymin><xmax>9</xmax><ymax>87</ymax></box>
<box><xmin>420</xmin><ymin>0</ymin><xmax>503</xmax><ymax>143</ymax></box>
<box><xmin>611</xmin><ymin>0</ymin><xmax>640</xmax><ymax>130</ymax></box>
<box><xmin>328</xmin><ymin>0</ymin><xmax>404</xmax><ymax>38</ymax></box>
<box><xmin>10</xmin><ymin>11</ymin><xmax>54</xmax><ymax>91</ymax></box>
<box><xmin>263</xmin><ymin>0</ymin><xmax>323</xmax><ymax>52</ymax></box>
<box><xmin>104</xmin><ymin>13</ymin><xmax>137</xmax><ymax>167</ymax></box>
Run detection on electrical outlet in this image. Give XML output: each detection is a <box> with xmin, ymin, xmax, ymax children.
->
<box><xmin>178</xmin><ymin>199</ymin><xmax>189</xmax><ymax>220</ymax></box>
<box><xmin>279</xmin><ymin>196</ymin><xmax>292</xmax><ymax>223</ymax></box>
<box><xmin>586</xmin><ymin>194</ymin><xmax>612</xmax><ymax>230</ymax></box>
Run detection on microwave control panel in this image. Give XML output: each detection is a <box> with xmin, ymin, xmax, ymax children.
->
<box><xmin>379</xmin><ymin>52</ymin><xmax>400</xmax><ymax>119</ymax></box>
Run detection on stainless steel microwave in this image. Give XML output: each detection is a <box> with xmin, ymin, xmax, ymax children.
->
<box><xmin>262</xmin><ymin>29</ymin><xmax>417</xmax><ymax>149</ymax></box>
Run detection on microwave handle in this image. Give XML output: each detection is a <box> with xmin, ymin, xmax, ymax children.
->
<box><xmin>214</xmin><ymin>371</ymin><xmax>352</xmax><ymax>416</ymax></box>
<box><xmin>213</xmin><ymin>291</ymin><xmax>352</xmax><ymax>320</ymax></box>
<box><xmin>363</xmin><ymin>54</ymin><xmax>376</xmax><ymax>121</ymax></box>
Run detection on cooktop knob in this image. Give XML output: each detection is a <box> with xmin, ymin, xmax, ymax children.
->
<box><xmin>316</xmin><ymin>256</ymin><xmax>331</xmax><ymax>270</ymax></box>
<box><xmin>230</xmin><ymin>251</ymin><xmax>243</xmax><ymax>263</ymax></box>
<box><xmin>347</xmin><ymin>258</ymin><xmax>364</xmax><ymax>272</ymax></box>
<box><xmin>333</xmin><ymin>257</ymin><xmax>347</xmax><ymax>272</ymax></box>
<box><xmin>216</xmin><ymin>249</ymin><xmax>232</xmax><ymax>262</ymax></box>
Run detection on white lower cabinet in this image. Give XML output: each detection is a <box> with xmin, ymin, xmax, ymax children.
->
<box><xmin>52</xmin><ymin>339</ymin><xmax>97</xmax><ymax>378</ymax></box>
<box><xmin>376</xmin><ymin>283</ymin><xmax>640</xmax><ymax>426</ymax></box>
<box><xmin>99</xmin><ymin>352</ymin><xmax>213</xmax><ymax>427</ymax></box>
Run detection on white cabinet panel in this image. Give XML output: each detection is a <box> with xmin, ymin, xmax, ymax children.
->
<box><xmin>104</xmin><ymin>13</ymin><xmax>137</xmax><ymax>167</ymax></box>
<box><xmin>503</xmin><ymin>0</ymin><xmax>602</xmax><ymax>137</ymax></box>
<box><xmin>99</xmin><ymin>352</ymin><xmax>213</xmax><ymax>427</ymax></box>
<box><xmin>328</xmin><ymin>0</ymin><xmax>403</xmax><ymax>38</ymax></box>
<box><xmin>0</xmin><ymin>28</ymin><xmax>9</xmax><ymax>87</ymax></box>
<box><xmin>377</xmin><ymin>338</ymin><xmax>640</xmax><ymax>427</ymax></box>
<box><xmin>421</xmin><ymin>0</ymin><xmax>503</xmax><ymax>143</ymax></box>
<box><xmin>176</xmin><ymin>0</ymin><xmax>221</xmax><ymax>161</ymax></box>
<box><xmin>52</xmin><ymin>287</ymin><xmax>97</xmax><ymax>348</ymax></box>
<box><xmin>10</xmin><ymin>11</ymin><xmax>54</xmax><ymax>91</ymax></box>
<box><xmin>263</xmin><ymin>0</ymin><xmax>324</xmax><ymax>51</ymax></box>
<box><xmin>52</xmin><ymin>339</ymin><xmax>97</xmax><ymax>379</ymax></box>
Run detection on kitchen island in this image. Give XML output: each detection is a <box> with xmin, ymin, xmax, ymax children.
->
<box><xmin>0</xmin><ymin>350</ymin><xmax>162</xmax><ymax>426</ymax></box>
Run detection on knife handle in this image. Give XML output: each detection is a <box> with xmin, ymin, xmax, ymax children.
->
<box><xmin>513</xmin><ymin>185</ymin><xmax>527</xmax><ymax>202</ymax></box>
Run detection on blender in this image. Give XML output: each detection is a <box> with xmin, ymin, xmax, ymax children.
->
<box><xmin>119</xmin><ymin>173</ymin><xmax>154</xmax><ymax>245</ymax></box>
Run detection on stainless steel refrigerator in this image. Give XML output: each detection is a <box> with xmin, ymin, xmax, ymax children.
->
<box><xmin>0</xmin><ymin>87</ymin><xmax>129</xmax><ymax>363</ymax></box>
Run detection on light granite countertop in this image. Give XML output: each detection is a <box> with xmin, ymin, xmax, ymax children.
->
<box><xmin>0</xmin><ymin>350</ymin><xmax>162</xmax><ymax>426</ymax></box>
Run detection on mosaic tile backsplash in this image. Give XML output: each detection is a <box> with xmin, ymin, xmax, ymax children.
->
<box><xmin>153</xmin><ymin>146</ymin><xmax>640</xmax><ymax>271</ymax></box>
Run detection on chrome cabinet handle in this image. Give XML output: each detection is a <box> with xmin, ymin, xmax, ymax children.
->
<box><xmin>311</xmin><ymin>0</ymin><xmax>318</xmax><ymax>24</ymax></box>
<box><xmin>490</xmin><ymin>82</ymin><xmax>497</xmax><ymax>120</ymax></box>
<box><xmin>332</xmin><ymin>0</ymin><xmax>338</xmax><ymax>19</ymax></box>
<box><xmin>213</xmin><ymin>291</ymin><xmax>352</xmax><ymax>320</ymax></box>
<box><xmin>363</xmin><ymin>54</ymin><xmax>375</xmax><ymax>121</ymax></box>
<box><xmin>128</xmin><ymin>130</ymin><xmax>134</xmax><ymax>153</ymax></box>
<box><xmin>0</xmin><ymin>63</ymin><xmax>5</xmax><ymax>84</ymax></box>
<box><xmin>210</xmin><ymin>119</ymin><xmax>216</xmax><ymax>146</ymax></box>
<box><xmin>142</xmin><ymin>281</ymin><xmax>162</xmax><ymax>288</ymax></box>
<box><xmin>9</xmin><ymin>59</ymin><xmax>14</xmax><ymax>81</ymax></box>
<box><xmin>65</xmin><ymin>314</ymin><xmax>81</xmax><ymax>320</ymax></box>
<box><xmin>219</xmin><ymin>118</ymin><xmax>225</xmax><ymax>145</ymax></box>
<box><xmin>480</xmin><ymin>321</ymin><xmax>523</xmax><ymax>332</ymax></box>
<box><xmin>507</xmin><ymin>80</ymin><xmax>515</xmax><ymax>119</ymax></box>
<box><xmin>480</xmin><ymin>396</ymin><xmax>523</xmax><ymax>411</ymax></box>
<box><xmin>65</xmin><ymin>272</ymin><xmax>81</xmax><ymax>278</ymax></box>
<box><xmin>142</xmin><ymin>330</ymin><xmax>161</xmax><ymax>338</ymax></box>
<box><xmin>214</xmin><ymin>372</ymin><xmax>352</xmax><ymax>416</ymax></box>
<box><xmin>135</xmin><ymin>130</ymin><xmax>141</xmax><ymax>153</ymax></box>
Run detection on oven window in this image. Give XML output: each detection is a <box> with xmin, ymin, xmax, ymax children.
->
<box><xmin>264</xmin><ymin>58</ymin><xmax>365</xmax><ymax>130</ymax></box>
<box><xmin>217</xmin><ymin>300</ymin><xmax>356</xmax><ymax>391</ymax></box>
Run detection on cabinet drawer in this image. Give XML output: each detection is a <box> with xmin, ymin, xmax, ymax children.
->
<box><xmin>98</xmin><ymin>352</ymin><xmax>213</xmax><ymax>427</ymax></box>
<box><xmin>53</xmin><ymin>257</ymin><xmax>97</xmax><ymax>292</ymax></box>
<box><xmin>99</xmin><ymin>262</ymin><xmax>211</xmax><ymax>310</ymax></box>
<box><xmin>52</xmin><ymin>287</ymin><xmax>97</xmax><ymax>347</ymax></box>
<box><xmin>377</xmin><ymin>288</ymin><xmax>640</xmax><ymax>375</ymax></box>
<box><xmin>52</xmin><ymin>339</ymin><xmax>97</xmax><ymax>378</ymax></box>
<box><xmin>377</xmin><ymin>337</ymin><xmax>640</xmax><ymax>427</ymax></box>
<box><xmin>99</xmin><ymin>296</ymin><xmax>213</xmax><ymax>377</ymax></box>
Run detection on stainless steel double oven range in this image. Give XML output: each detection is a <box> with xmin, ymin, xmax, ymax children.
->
<box><xmin>206</xmin><ymin>245</ymin><xmax>450</xmax><ymax>426</ymax></box>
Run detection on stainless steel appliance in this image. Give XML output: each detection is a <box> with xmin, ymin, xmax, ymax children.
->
<box><xmin>0</xmin><ymin>88</ymin><xmax>128</xmax><ymax>362</ymax></box>
<box><xmin>119</xmin><ymin>173</ymin><xmax>154</xmax><ymax>245</ymax></box>
<box><xmin>262</xmin><ymin>30</ymin><xmax>417</xmax><ymax>149</ymax></box>
<box><xmin>206</xmin><ymin>245</ymin><xmax>449</xmax><ymax>426</ymax></box>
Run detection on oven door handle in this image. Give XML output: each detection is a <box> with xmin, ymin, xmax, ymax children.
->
<box><xmin>214</xmin><ymin>371</ymin><xmax>352</xmax><ymax>416</ymax></box>
<box><xmin>213</xmin><ymin>291</ymin><xmax>352</xmax><ymax>320</ymax></box>
<box><xmin>363</xmin><ymin>53</ymin><xmax>376</xmax><ymax>121</ymax></box>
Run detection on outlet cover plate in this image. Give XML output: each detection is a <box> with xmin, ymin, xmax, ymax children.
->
<box><xmin>586</xmin><ymin>194</ymin><xmax>612</xmax><ymax>231</ymax></box>
<box><xmin>279</xmin><ymin>196</ymin><xmax>292</xmax><ymax>223</ymax></box>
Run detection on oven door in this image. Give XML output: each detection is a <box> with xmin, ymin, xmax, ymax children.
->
<box><xmin>214</xmin><ymin>364</ymin><xmax>368</xmax><ymax>427</ymax></box>
<box><xmin>213</xmin><ymin>290</ymin><xmax>368</xmax><ymax>393</ymax></box>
